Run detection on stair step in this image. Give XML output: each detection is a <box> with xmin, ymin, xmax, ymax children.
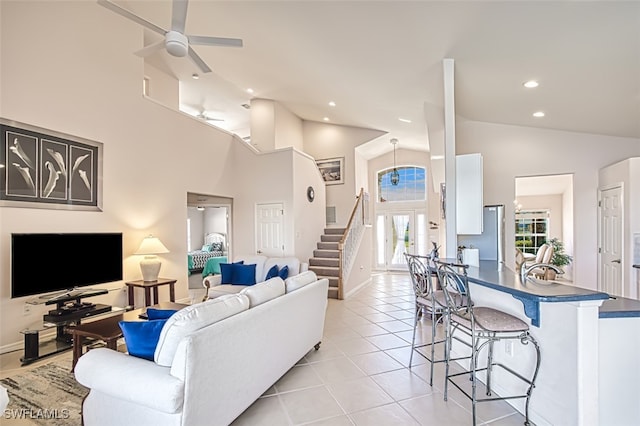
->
<box><xmin>324</xmin><ymin>228</ymin><xmax>345</xmax><ymax>235</ymax></box>
<box><xmin>313</xmin><ymin>249</ymin><xmax>340</xmax><ymax>258</ymax></box>
<box><xmin>309</xmin><ymin>257</ymin><xmax>339</xmax><ymax>267</ymax></box>
<box><xmin>321</xmin><ymin>234</ymin><xmax>342</xmax><ymax>243</ymax></box>
<box><xmin>310</xmin><ymin>266</ymin><xmax>339</xmax><ymax>277</ymax></box>
<box><xmin>327</xmin><ymin>286</ymin><xmax>339</xmax><ymax>299</ymax></box>
<box><xmin>317</xmin><ymin>241</ymin><xmax>339</xmax><ymax>250</ymax></box>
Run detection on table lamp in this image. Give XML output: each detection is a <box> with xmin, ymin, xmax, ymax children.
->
<box><xmin>135</xmin><ymin>235</ymin><xmax>169</xmax><ymax>282</ymax></box>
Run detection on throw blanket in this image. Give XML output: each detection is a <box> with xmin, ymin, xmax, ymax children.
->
<box><xmin>202</xmin><ymin>256</ymin><xmax>228</xmax><ymax>277</ymax></box>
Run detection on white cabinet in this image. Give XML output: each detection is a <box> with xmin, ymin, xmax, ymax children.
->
<box><xmin>456</xmin><ymin>153</ymin><xmax>483</xmax><ymax>235</ymax></box>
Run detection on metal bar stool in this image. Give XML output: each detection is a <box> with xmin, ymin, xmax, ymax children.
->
<box><xmin>404</xmin><ymin>253</ymin><xmax>447</xmax><ymax>385</ymax></box>
<box><xmin>405</xmin><ymin>253</ymin><xmax>471</xmax><ymax>387</ymax></box>
<box><xmin>436</xmin><ymin>260</ymin><xmax>541</xmax><ymax>426</ymax></box>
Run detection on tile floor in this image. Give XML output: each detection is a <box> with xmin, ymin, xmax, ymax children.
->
<box><xmin>0</xmin><ymin>272</ymin><xmax>529</xmax><ymax>425</ymax></box>
<box><xmin>231</xmin><ymin>273</ymin><xmax>527</xmax><ymax>425</ymax></box>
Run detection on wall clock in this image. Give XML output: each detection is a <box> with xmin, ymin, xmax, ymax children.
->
<box><xmin>306</xmin><ymin>186</ymin><xmax>315</xmax><ymax>202</ymax></box>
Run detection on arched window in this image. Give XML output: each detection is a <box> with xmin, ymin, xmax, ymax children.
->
<box><xmin>378</xmin><ymin>166</ymin><xmax>426</xmax><ymax>202</ymax></box>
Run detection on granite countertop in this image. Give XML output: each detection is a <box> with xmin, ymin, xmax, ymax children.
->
<box><xmin>437</xmin><ymin>260</ymin><xmax>639</xmax><ymax>319</ymax></box>
<box><xmin>442</xmin><ymin>260</ymin><xmax>609</xmax><ymax>302</ymax></box>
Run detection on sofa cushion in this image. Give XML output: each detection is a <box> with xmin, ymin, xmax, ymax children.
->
<box><xmin>264</xmin><ymin>257</ymin><xmax>300</xmax><ymax>281</ymax></box>
<box><xmin>220</xmin><ymin>260</ymin><xmax>244</xmax><ymax>284</ymax></box>
<box><xmin>278</xmin><ymin>265</ymin><xmax>289</xmax><ymax>280</ymax></box>
<box><xmin>265</xmin><ymin>264</ymin><xmax>279</xmax><ymax>280</ymax></box>
<box><xmin>154</xmin><ymin>294</ymin><xmax>250</xmax><ymax>366</ymax></box>
<box><xmin>240</xmin><ymin>277</ymin><xmax>285</xmax><ymax>307</ymax></box>
<box><xmin>235</xmin><ymin>255</ymin><xmax>267</xmax><ymax>283</ymax></box>
<box><xmin>119</xmin><ymin>319</ymin><xmax>168</xmax><ymax>361</ymax></box>
<box><xmin>146</xmin><ymin>308</ymin><xmax>178</xmax><ymax>320</ymax></box>
<box><xmin>233</xmin><ymin>263</ymin><xmax>257</xmax><ymax>285</ymax></box>
<box><xmin>285</xmin><ymin>270</ymin><xmax>318</xmax><ymax>293</ymax></box>
<box><xmin>207</xmin><ymin>284</ymin><xmax>246</xmax><ymax>299</ymax></box>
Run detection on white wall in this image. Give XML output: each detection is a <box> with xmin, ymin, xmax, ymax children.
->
<box><xmin>0</xmin><ymin>1</ymin><xmax>323</xmax><ymax>351</ymax></box>
<box><xmin>457</xmin><ymin>120</ymin><xmax>640</xmax><ymax>291</ymax></box>
<box><xmin>599</xmin><ymin>157</ymin><xmax>640</xmax><ymax>298</ymax></box>
<box><xmin>249</xmin><ymin>98</ymin><xmax>276</xmax><ymax>151</ymax></box>
<box><xmin>187</xmin><ymin>207</ymin><xmax>205</xmax><ymax>251</ymax></box>
<box><xmin>275</xmin><ymin>102</ymin><xmax>303</xmax><ymax>151</ymax></box>
<box><xmin>303</xmin><ymin>121</ymin><xmax>386</xmax><ymax>227</ymax></box>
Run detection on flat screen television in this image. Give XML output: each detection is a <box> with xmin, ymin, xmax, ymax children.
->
<box><xmin>11</xmin><ymin>233</ymin><xmax>123</xmax><ymax>299</ymax></box>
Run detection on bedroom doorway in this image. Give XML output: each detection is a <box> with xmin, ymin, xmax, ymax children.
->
<box><xmin>186</xmin><ymin>193</ymin><xmax>233</xmax><ymax>295</ymax></box>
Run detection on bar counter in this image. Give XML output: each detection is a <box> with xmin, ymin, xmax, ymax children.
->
<box><xmin>441</xmin><ymin>259</ymin><xmax>640</xmax><ymax>426</ymax></box>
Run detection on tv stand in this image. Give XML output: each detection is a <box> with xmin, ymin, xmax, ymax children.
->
<box><xmin>20</xmin><ymin>289</ymin><xmax>115</xmax><ymax>365</ymax></box>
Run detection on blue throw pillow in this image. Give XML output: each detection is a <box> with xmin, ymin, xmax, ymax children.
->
<box><xmin>145</xmin><ymin>308</ymin><xmax>177</xmax><ymax>320</ymax></box>
<box><xmin>278</xmin><ymin>265</ymin><xmax>289</xmax><ymax>280</ymax></box>
<box><xmin>265</xmin><ymin>264</ymin><xmax>279</xmax><ymax>280</ymax></box>
<box><xmin>119</xmin><ymin>319</ymin><xmax>167</xmax><ymax>361</ymax></box>
<box><xmin>233</xmin><ymin>263</ymin><xmax>257</xmax><ymax>285</ymax></box>
<box><xmin>220</xmin><ymin>261</ymin><xmax>244</xmax><ymax>284</ymax></box>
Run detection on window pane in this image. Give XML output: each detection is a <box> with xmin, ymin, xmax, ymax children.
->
<box><xmin>378</xmin><ymin>166</ymin><xmax>426</xmax><ymax>202</ymax></box>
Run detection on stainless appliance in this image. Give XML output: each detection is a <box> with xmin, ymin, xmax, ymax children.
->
<box><xmin>457</xmin><ymin>204</ymin><xmax>505</xmax><ymax>264</ymax></box>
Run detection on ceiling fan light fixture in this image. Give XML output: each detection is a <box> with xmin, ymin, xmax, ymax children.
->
<box><xmin>165</xmin><ymin>31</ymin><xmax>189</xmax><ymax>57</ymax></box>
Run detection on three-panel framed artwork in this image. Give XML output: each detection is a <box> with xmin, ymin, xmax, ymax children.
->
<box><xmin>0</xmin><ymin>118</ymin><xmax>102</xmax><ymax>210</ymax></box>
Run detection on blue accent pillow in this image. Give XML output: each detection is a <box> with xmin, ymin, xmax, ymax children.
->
<box><xmin>201</xmin><ymin>244</ymin><xmax>212</xmax><ymax>252</ymax></box>
<box><xmin>265</xmin><ymin>264</ymin><xmax>279</xmax><ymax>280</ymax></box>
<box><xmin>145</xmin><ymin>308</ymin><xmax>177</xmax><ymax>320</ymax></box>
<box><xmin>119</xmin><ymin>319</ymin><xmax>167</xmax><ymax>361</ymax></box>
<box><xmin>278</xmin><ymin>265</ymin><xmax>289</xmax><ymax>280</ymax></box>
<box><xmin>233</xmin><ymin>264</ymin><xmax>257</xmax><ymax>285</ymax></box>
<box><xmin>220</xmin><ymin>261</ymin><xmax>244</xmax><ymax>284</ymax></box>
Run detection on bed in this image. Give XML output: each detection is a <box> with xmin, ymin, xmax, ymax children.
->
<box><xmin>188</xmin><ymin>233</ymin><xmax>227</xmax><ymax>273</ymax></box>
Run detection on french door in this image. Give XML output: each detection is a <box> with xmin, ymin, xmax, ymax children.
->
<box><xmin>376</xmin><ymin>210</ymin><xmax>427</xmax><ymax>270</ymax></box>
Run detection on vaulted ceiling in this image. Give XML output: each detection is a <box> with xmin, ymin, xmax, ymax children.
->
<box><xmin>108</xmin><ymin>1</ymin><xmax>640</xmax><ymax>159</ymax></box>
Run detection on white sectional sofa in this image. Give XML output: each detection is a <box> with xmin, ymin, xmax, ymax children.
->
<box><xmin>75</xmin><ymin>271</ymin><xmax>328</xmax><ymax>426</ymax></box>
<box><xmin>202</xmin><ymin>255</ymin><xmax>309</xmax><ymax>300</ymax></box>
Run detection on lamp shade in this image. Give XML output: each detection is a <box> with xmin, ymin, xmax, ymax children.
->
<box><xmin>135</xmin><ymin>235</ymin><xmax>169</xmax><ymax>255</ymax></box>
<box><xmin>135</xmin><ymin>236</ymin><xmax>169</xmax><ymax>282</ymax></box>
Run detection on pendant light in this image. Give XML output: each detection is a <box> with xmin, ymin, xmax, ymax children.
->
<box><xmin>390</xmin><ymin>138</ymin><xmax>400</xmax><ymax>186</ymax></box>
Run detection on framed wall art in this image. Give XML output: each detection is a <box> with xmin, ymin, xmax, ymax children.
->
<box><xmin>316</xmin><ymin>157</ymin><xmax>344</xmax><ymax>185</ymax></box>
<box><xmin>0</xmin><ymin>118</ymin><xmax>102</xmax><ymax>210</ymax></box>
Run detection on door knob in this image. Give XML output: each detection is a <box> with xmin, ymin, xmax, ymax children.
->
<box><xmin>257</xmin><ymin>250</ymin><xmax>263</xmax><ymax>254</ymax></box>
<box><xmin>612</xmin><ymin>259</ymin><xmax>621</xmax><ymax>264</ymax></box>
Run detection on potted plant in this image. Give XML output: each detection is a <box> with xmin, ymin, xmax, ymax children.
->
<box><xmin>546</xmin><ymin>237</ymin><xmax>573</xmax><ymax>279</ymax></box>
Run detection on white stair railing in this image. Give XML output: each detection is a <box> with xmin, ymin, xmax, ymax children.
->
<box><xmin>338</xmin><ymin>188</ymin><xmax>368</xmax><ymax>299</ymax></box>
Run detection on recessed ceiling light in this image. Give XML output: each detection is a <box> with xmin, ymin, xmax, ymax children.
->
<box><xmin>192</xmin><ymin>73</ymin><xmax>199</xmax><ymax>80</ymax></box>
<box><xmin>246</xmin><ymin>88</ymin><xmax>254</xmax><ymax>94</ymax></box>
<box><xmin>533</xmin><ymin>111</ymin><xmax>545</xmax><ymax>118</ymax></box>
<box><xmin>323</xmin><ymin>117</ymin><xmax>330</xmax><ymax>121</ymax></box>
<box><xmin>523</xmin><ymin>80</ymin><xmax>539</xmax><ymax>88</ymax></box>
<box><xmin>328</xmin><ymin>101</ymin><xmax>336</xmax><ymax>107</ymax></box>
<box><xmin>398</xmin><ymin>118</ymin><xmax>412</xmax><ymax>123</ymax></box>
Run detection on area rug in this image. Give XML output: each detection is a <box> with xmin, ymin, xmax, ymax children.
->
<box><xmin>0</xmin><ymin>358</ymin><xmax>87</xmax><ymax>426</ymax></box>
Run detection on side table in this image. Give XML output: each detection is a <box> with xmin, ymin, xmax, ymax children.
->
<box><xmin>125</xmin><ymin>278</ymin><xmax>177</xmax><ymax>307</ymax></box>
<box><xmin>67</xmin><ymin>302</ymin><xmax>188</xmax><ymax>371</ymax></box>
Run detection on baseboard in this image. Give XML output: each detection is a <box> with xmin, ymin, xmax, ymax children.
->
<box><xmin>344</xmin><ymin>277</ymin><xmax>372</xmax><ymax>299</ymax></box>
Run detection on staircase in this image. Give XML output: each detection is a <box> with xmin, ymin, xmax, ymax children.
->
<box><xmin>309</xmin><ymin>228</ymin><xmax>345</xmax><ymax>299</ymax></box>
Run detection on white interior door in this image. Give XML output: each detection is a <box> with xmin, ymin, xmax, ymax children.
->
<box><xmin>376</xmin><ymin>210</ymin><xmax>427</xmax><ymax>270</ymax></box>
<box><xmin>256</xmin><ymin>203</ymin><xmax>284</xmax><ymax>257</ymax></box>
<box><xmin>599</xmin><ymin>186</ymin><xmax>623</xmax><ymax>296</ymax></box>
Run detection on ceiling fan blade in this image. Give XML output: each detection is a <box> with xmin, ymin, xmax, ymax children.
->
<box><xmin>134</xmin><ymin>40</ymin><xmax>165</xmax><ymax>57</ymax></box>
<box><xmin>188</xmin><ymin>46</ymin><xmax>212</xmax><ymax>73</ymax></box>
<box><xmin>97</xmin><ymin>0</ymin><xmax>166</xmax><ymax>36</ymax></box>
<box><xmin>188</xmin><ymin>35</ymin><xmax>243</xmax><ymax>48</ymax></box>
<box><xmin>171</xmin><ymin>0</ymin><xmax>189</xmax><ymax>33</ymax></box>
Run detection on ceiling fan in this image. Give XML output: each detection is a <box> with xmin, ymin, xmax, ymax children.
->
<box><xmin>196</xmin><ymin>111</ymin><xmax>224</xmax><ymax>123</ymax></box>
<box><xmin>97</xmin><ymin>0</ymin><xmax>243</xmax><ymax>73</ymax></box>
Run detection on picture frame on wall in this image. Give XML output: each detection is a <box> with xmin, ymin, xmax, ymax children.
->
<box><xmin>316</xmin><ymin>157</ymin><xmax>344</xmax><ymax>185</ymax></box>
<box><xmin>0</xmin><ymin>118</ymin><xmax>102</xmax><ymax>211</ymax></box>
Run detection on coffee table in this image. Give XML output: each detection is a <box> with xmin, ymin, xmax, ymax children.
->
<box><xmin>67</xmin><ymin>302</ymin><xmax>188</xmax><ymax>371</ymax></box>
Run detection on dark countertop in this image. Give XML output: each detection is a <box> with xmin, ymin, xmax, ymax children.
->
<box><xmin>444</xmin><ymin>260</ymin><xmax>609</xmax><ymax>302</ymax></box>
<box><xmin>437</xmin><ymin>260</ymin><xmax>640</xmax><ymax>323</ymax></box>
<box><xmin>600</xmin><ymin>296</ymin><xmax>640</xmax><ymax>318</ymax></box>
